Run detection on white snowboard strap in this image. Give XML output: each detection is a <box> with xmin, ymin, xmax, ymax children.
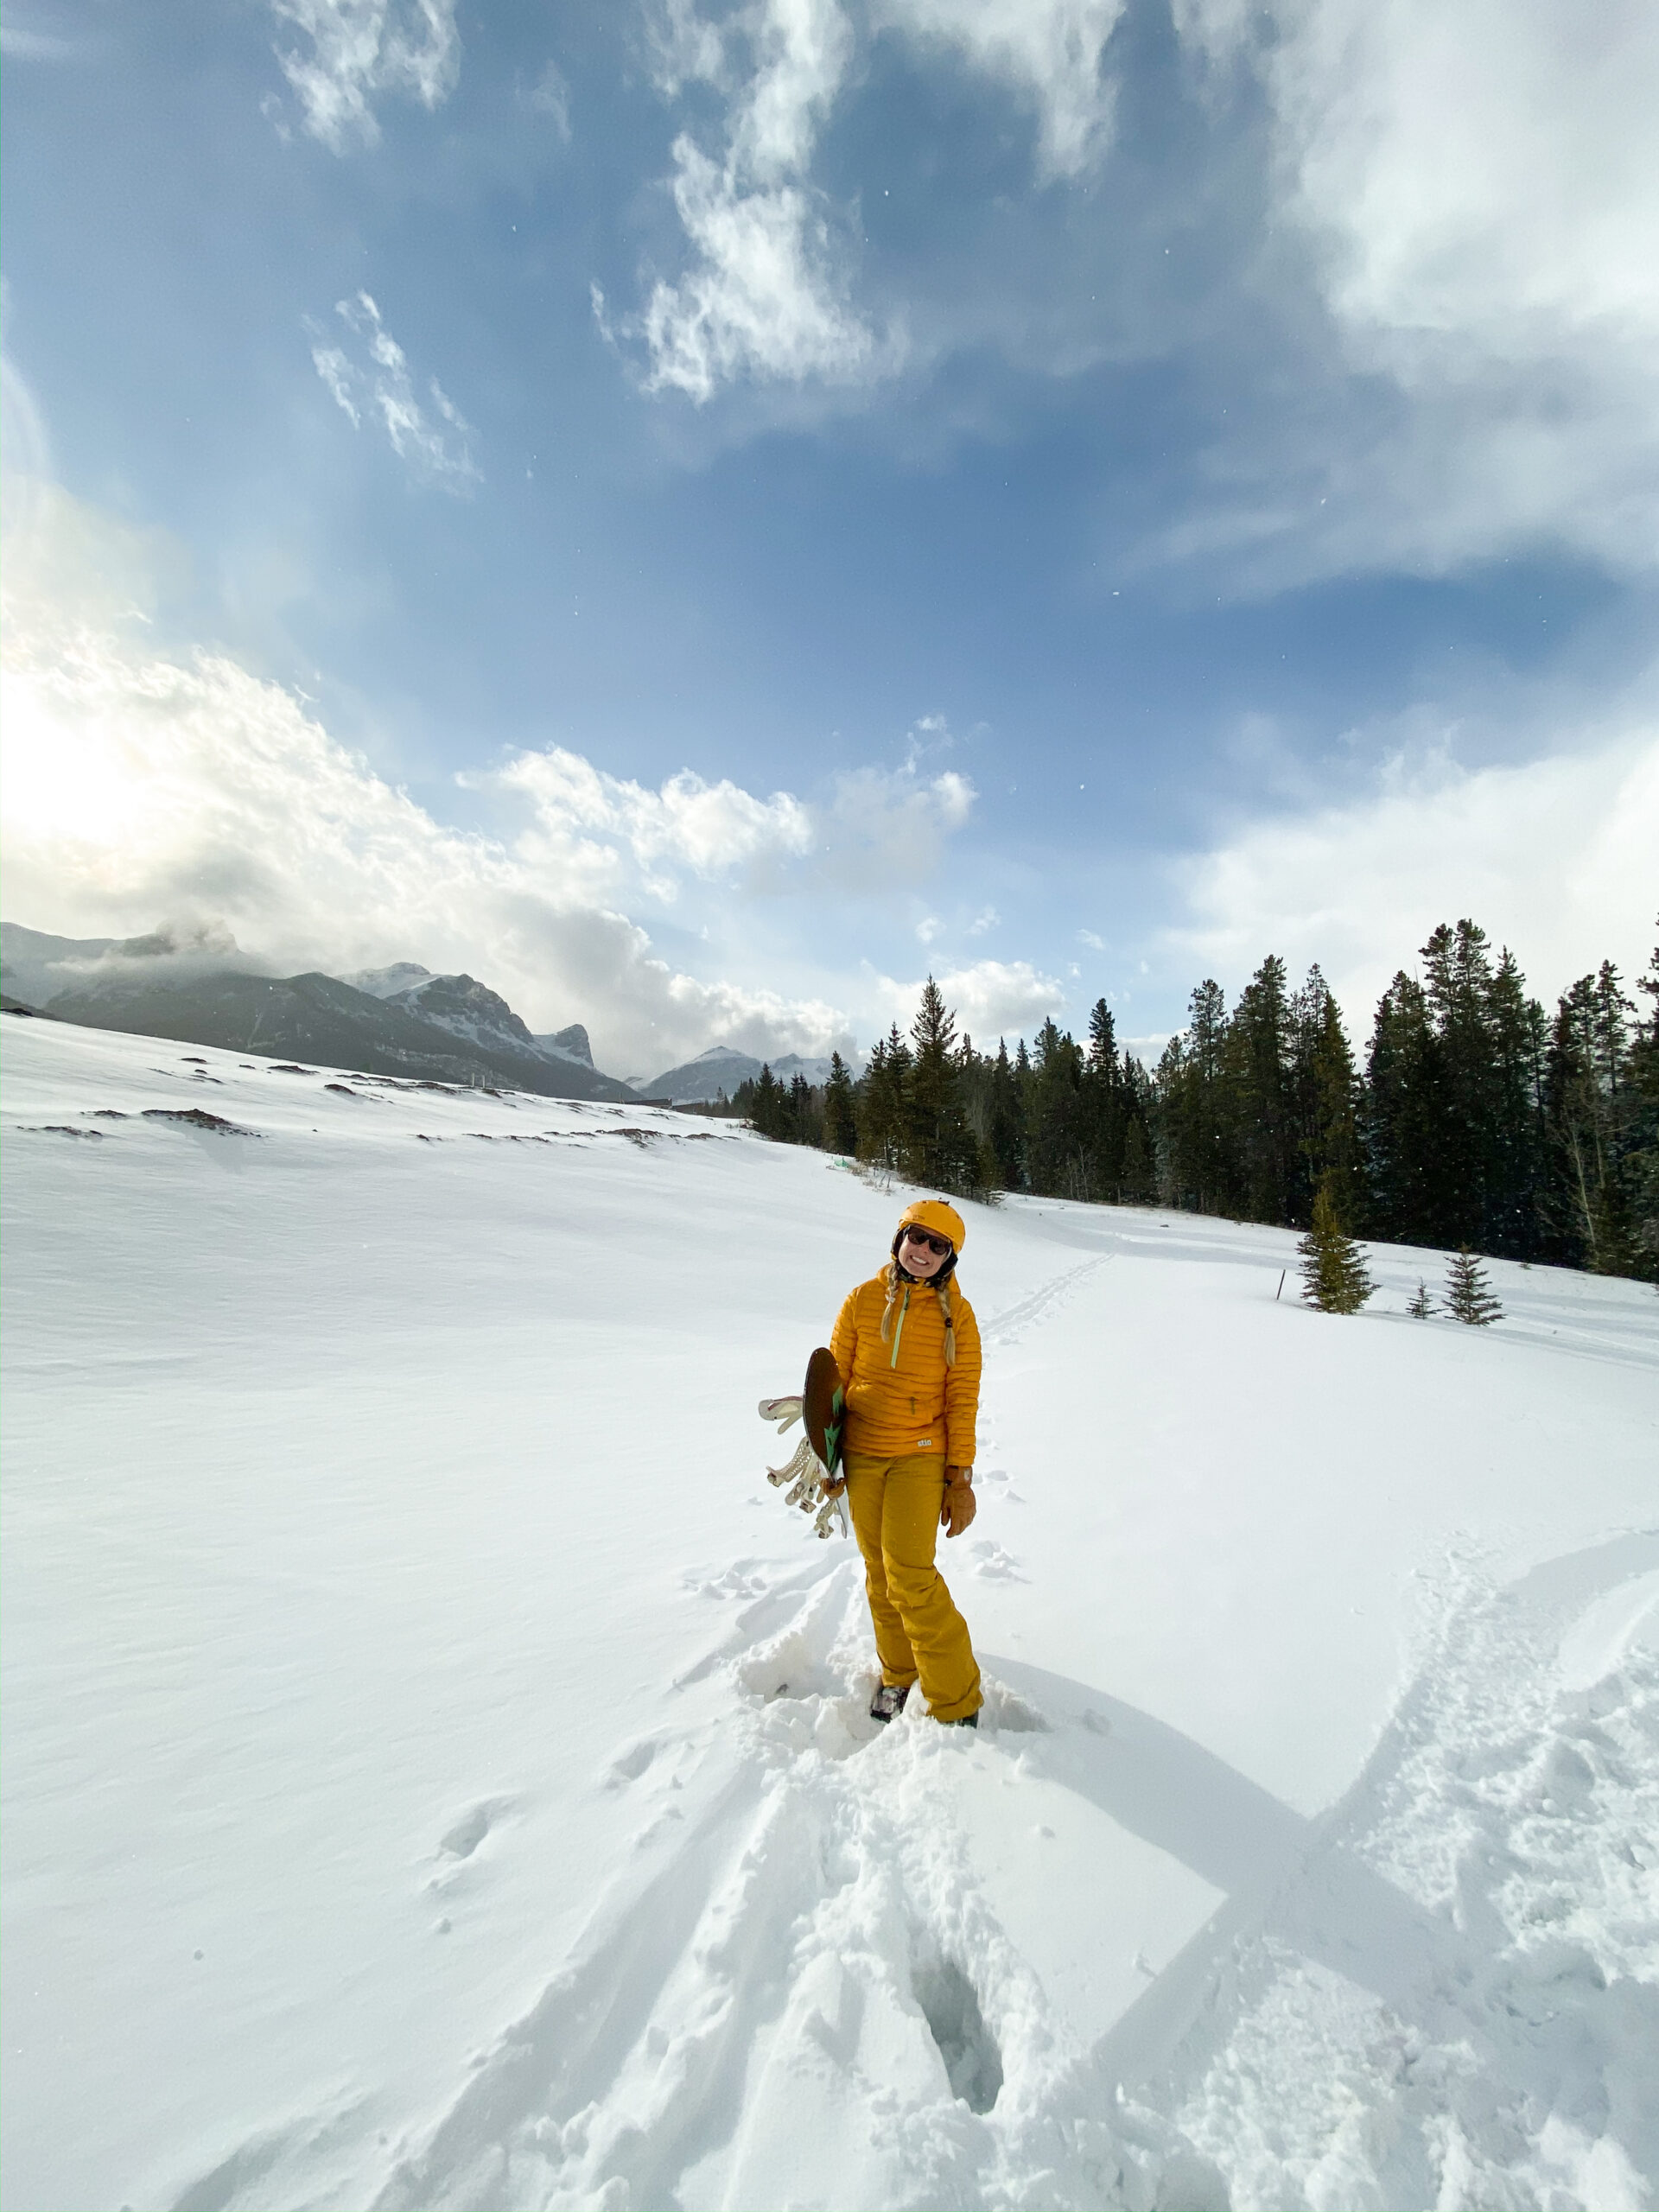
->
<box><xmin>758</xmin><ymin>1395</ymin><xmax>849</xmax><ymax>1540</ymax></box>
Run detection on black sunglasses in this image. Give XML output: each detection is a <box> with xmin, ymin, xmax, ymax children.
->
<box><xmin>902</xmin><ymin>1226</ymin><xmax>953</xmax><ymax>1257</ymax></box>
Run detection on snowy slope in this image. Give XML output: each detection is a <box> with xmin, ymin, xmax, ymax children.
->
<box><xmin>2</xmin><ymin>1016</ymin><xmax>1656</xmax><ymax>2212</ymax></box>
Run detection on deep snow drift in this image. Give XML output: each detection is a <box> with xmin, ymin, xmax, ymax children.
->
<box><xmin>3</xmin><ymin>1017</ymin><xmax>1656</xmax><ymax>2212</ymax></box>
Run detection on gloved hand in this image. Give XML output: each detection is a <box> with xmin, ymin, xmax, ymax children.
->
<box><xmin>940</xmin><ymin>1469</ymin><xmax>976</xmax><ymax>1538</ymax></box>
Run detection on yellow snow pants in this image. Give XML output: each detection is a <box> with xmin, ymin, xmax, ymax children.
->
<box><xmin>844</xmin><ymin>1452</ymin><xmax>982</xmax><ymax>1722</ymax></box>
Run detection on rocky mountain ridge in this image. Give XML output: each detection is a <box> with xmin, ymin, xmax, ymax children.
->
<box><xmin>2</xmin><ymin>920</ymin><xmax>850</xmax><ymax>1108</ymax></box>
<box><xmin>0</xmin><ymin>925</ymin><xmax>639</xmax><ymax>1103</ymax></box>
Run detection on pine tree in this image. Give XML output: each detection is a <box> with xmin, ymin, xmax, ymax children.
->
<box><xmin>1120</xmin><ymin>1055</ymin><xmax>1156</xmax><ymax>1202</ymax></box>
<box><xmin>1485</xmin><ymin>948</ymin><xmax>1548</xmax><ymax>1255</ymax></box>
<box><xmin>1363</xmin><ymin>970</ymin><xmax>1444</xmax><ymax>1246</ymax></box>
<box><xmin>1444</xmin><ymin>1247</ymin><xmax>1503</xmax><ymax>1325</ymax></box>
<box><xmin>1624</xmin><ymin>923</ymin><xmax>1659</xmax><ymax>1279</ymax></box>
<box><xmin>1158</xmin><ymin>981</ymin><xmax>1230</xmax><ymax>1212</ymax></box>
<box><xmin>823</xmin><ymin>1051</ymin><xmax>859</xmax><ymax>1154</ymax></box>
<box><xmin>1291</xmin><ymin>966</ymin><xmax>1363</xmax><ymax>1229</ymax></box>
<box><xmin>1230</xmin><ymin>954</ymin><xmax>1294</xmax><ymax>1224</ymax></box>
<box><xmin>1120</xmin><ymin>1109</ymin><xmax>1154</xmax><ymax>1201</ymax></box>
<box><xmin>988</xmin><ymin>1038</ymin><xmax>1026</xmax><ymax>1190</ymax></box>
<box><xmin>1406</xmin><ymin>1280</ymin><xmax>1435</xmax><ymax>1319</ymax></box>
<box><xmin>750</xmin><ymin>1063</ymin><xmax>782</xmax><ymax>1138</ymax></box>
<box><xmin>787</xmin><ymin>1071</ymin><xmax>816</xmax><ymax>1144</ymax></box>
<box><xmin>1296</xmin><ymin>1178</ymin><xmax>1375</xmax><ymax>1313</ymax></box>
<box><xmin>1421</xmin><ymin>920</ymin><xmax>1499</xmax><ymax>1245</ymax></box>
<box><xmin>1547</xmin><ymin>965</ymin><xmax>1637</xmax><ymax>1272</ymax></box>
<box><xmin>906</xmin><ymin>978</ymin><xmax>977</xmax><ymax>1192</ymax></box>
<box><xmin>858</xmin><ymin>1025</ymin><xmax>912</xmax><ymax>1171</ymax></box>
<box><xmin>1027</xmin><ymin>1017</ymin><xmax>1090</xmax><ymax>1198</ymax></box>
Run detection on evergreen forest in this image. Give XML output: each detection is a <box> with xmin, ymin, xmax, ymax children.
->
<box><xmin>728</xmin><ymin>918</ymin><xmax>1659</xmax><ymax>1284</ymax></box>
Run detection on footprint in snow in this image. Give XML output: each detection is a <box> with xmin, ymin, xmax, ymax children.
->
<box><xmin>978</xmin><ymin>1469</ymin><xmax>1026</xmax><ymax>1505</ymax></box>
<box><xmin>436</xmin><ymin>1795</ymin><xmax>520</xmax><ymax>1862</ymax></box>
<box><xmin>604</xmin><ymin>1738</ymin><xmax>659</xmax><ymax>1788</ymax></box>
<box><xmin>684</xmin><ymin>1563</ymin><xmax>770</xmax><ymax>1602</ymax></box>
<box><xmin>969</xmin><ymin>1539</ymin><xmax>1027</xmax><ymax>1582</ymax></box>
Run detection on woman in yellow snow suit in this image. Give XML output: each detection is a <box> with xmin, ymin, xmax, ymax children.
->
<box><xmin>830</xmin><ymin>1199</ymin><xmax>983</xmax><ymax>1726</ymax></box>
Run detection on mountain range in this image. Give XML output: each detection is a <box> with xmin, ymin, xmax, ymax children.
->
<box><xmin>0</xmin><ymin>925</ymin><xmax>639</xmax><ymax>1103</ymax></box>
<box><xmin>639</xmin><ymin>1045</ymin><xmax>856</xmax><ymax>1104</ymax></box>
<box><xmin>0</xmin><ymin>922</ymin><xmax>854</xmax><ymax>1105</ymax></box>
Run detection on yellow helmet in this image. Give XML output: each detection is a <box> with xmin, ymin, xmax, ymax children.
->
<box><xmin>893</xmin><ymin>1198</ymin><xmax>966</xmax><ymax>1254</ymax></box>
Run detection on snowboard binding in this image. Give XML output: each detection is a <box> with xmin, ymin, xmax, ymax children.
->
<box><xmin>758</xmin><ymin>1347</ymin><xmax>850</xmax><ymax>1541</ymax></box>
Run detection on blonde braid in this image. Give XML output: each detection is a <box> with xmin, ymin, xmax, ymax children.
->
<box><xmin>879</xmin><ymin>1256</ymin><xmax>902</xmax><ymax>1344</ymax></box>
<box><xmin>939</xmin><ymin>1277</ymin><xmax>957</xmax><ymax>1366</ymax></box>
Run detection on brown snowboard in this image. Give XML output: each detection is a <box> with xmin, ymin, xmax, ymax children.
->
<box><xmin>802</xmin><ymin>1346</ymin><xmax>846</xmax><ymax>1488</ymax></box>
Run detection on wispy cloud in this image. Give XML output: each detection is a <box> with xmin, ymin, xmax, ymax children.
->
<box><xmin>270</xmin><ymin>0</ymin><xmax>459</xmax><ymax>151</ymax></box>
<box><xmin>521</xmin><ymin>60</ymin><xmax>571</xmax><ymax>142</ymax></box>
<box><xmin>308</xmin><ymin>293</ymin><xmax>478</xmax><ymax>492</ymax></box>
<box><xmin>818</xmin><ymin>760</ymin><xmax>975</xmax><ymax>888</ymax></box>
<box><xmin>0</xmin><ymin>7</ymin><xmax>87</xmax><ymax>62</ymax></box>
<box><xmin>1168</xmin><ymin>0</ymin><xmax>1659</xmax><ymax>580</ymax></box>
<box><xmin>607</xmin><ymin>0</ymin><xmax>889</xmax><ymax>403</ymax></box>
<box><xmin>619</xmin><ymin>0</ymin><xmax>1131</xmax><ymax>404</ymax></box>
<box><xmin>876</xmin><ymin>0</ymin><xmax>1126</xmax><ymax>181</ymax></box>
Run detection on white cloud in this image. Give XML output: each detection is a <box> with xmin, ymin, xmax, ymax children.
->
<box><xmin>818</xmin><ymin>761</ymin><xmax>976</xmax><ymax>887</ymax></box>
<box><xmin>1166</xmin><ymin>710</ymin><xmax>1659</xmax><ymax>1030</ymax></box>
<box><xmin>1</xmin><ymin>332</ymin><xmax>54</xmax><ymax>546</ymax></box>
<box><xmin>0</xmin><ymin>484</ymin><xmax>997</xmax><ymax>1073</ymax></box>
<box><xmin>1077</xmin><ymin>926</ymin><xmax>1103</xmax><ymax>949</ymax></box>
<box><xmin>876</xmin><ymin>0</ymin><xmax>1126</xmax><ymax>180</ymax></box>
<box><xmin>270</xmin><ymin>0</ymin><xmax>459</xmax><ymax>151</ymax></box>
<box><xmin>486</xmin><ymin>744</ymin><xmax>974</xmax><ymax>906</ymax></box>
<box><xmin>916</xmin><ymin>914</ymin><xmax>943</xmax><ymax>944</ymax></box>
<box><xmin>492</xmin><ymin>747</ymin><xmax>814</xmax><ymax>899</ymax></box>
<box><xmin>0</xmin><ymin>486</ymin><xmax>872</xmax><ymax>1073</ymax></box>
<box><xmin>969</xmin><ymin>906</ymin><xmax>1000</xmax><ymax>936</ymax></box>
<box><xmin>618</xmin><ymin>0</ymin><xmax>889</xmax><ymax>402</ymax></box>
<box><xmin>626</xmin><ymin>0</ymin><xmax>1134</xmax><ymax>404</ymax></box>
<box><xmin>1173</xmin><ymin>0</ymin><xmax>1659</xmax><ymax>576</ymax></box>
<box><xmin>524</xmin><ymin>60</ymin><xmax>571</xmax><ymax>141</ymax></box>
<box><xmin>870</xmin><ymin>956</ymin><xmax>1065</xmax><ymax>1039</ymax></box>
<box><xmin>0</xmin><ymin>11</ymin><xmax>86</xmax><ymax>61</ymax></box>
<box><xmin>308</xmin><ymin>293</ymin><xmax>478</xmax><ymax>492</ymax></box>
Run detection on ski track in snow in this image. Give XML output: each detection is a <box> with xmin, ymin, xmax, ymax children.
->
<box><xmin>982</xmin><ymin>1256</ymin><xmax>1111</xmax><ymax>1351</ymax></box>
<box><xmin>367</xmin><ymin>1525</ymin><xmax>1659</xmax><ymax>2211</ymax></box>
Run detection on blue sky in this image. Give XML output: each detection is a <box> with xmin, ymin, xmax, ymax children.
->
<box><xmin>3</xmin><ymin>0</ymin><xmax>1655</xmax><ymax>1077</ymax></box>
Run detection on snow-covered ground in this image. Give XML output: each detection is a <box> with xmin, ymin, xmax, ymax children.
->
<box><xmin>3</xmin><ymin>1016</ymin><xmax>1656</xmax><ymax>2212</ymax></box>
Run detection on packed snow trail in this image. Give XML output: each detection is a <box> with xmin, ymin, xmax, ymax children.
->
<box><xmin>3</xmin><ymin>1020</ymin><xmax>1656</xmax><ymax>2211</ymax></box>
<box><xmin>364</xmin><ymin>1536</ymin><xmax>1659</xmax><ymax>2212</ymax></box>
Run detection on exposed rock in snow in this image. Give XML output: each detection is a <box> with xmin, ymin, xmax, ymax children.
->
<box><xmin>531</xmin><ymin>1022</ymin><xmax>594</xmax><ymax>1068</ymax></box>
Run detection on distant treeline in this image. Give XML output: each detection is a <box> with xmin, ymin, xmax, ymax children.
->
<box><xmin>725</xmin><ymin>917</ymin><xmax>1659</xmax><ymax>1283</ymax></box>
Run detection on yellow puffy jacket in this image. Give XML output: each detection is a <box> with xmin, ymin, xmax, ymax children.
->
<box><xmin>830</xmin><ymin>1267</ymin><xmax>982</xmax><ymax>1466</ymax></box>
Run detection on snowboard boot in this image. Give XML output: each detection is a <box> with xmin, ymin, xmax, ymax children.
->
<box><xmin>944</xmin><ymin>1710</ymin><xmax>979</xmax><ymax>1728</ymax></box>
<box><xmin>869</xmin><ymin>1683</ymin><xmax>911</xmax><ymax>1724</ymax></box>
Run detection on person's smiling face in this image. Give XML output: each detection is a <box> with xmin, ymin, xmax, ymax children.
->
<box><xmin>899</xmin><ymin>1224</ymin><xmax>952</xmax><ymax>1280</ymax></box>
